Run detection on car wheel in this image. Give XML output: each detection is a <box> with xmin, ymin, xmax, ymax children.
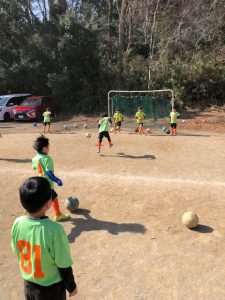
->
<box><xmin>4</xmin><ymin>112</ymin><xmax>10</xmax><ymax>122</ymax></box>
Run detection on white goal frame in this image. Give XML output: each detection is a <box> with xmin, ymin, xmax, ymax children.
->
<box><xmin>108</xmin><ymin>89</ymin><xmax>174</xmax><ymax>117</ymax></box>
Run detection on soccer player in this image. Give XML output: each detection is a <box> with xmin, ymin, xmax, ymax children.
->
<box><xmin>11</xmin><ymin>177</ymin><xmax>78</xmax><ymax>300</ymax></box>
<box><xmin>135</xmin><ymin>106</ymin><xmax>145</xmax><ymax>135</ymax></box>
<box><xmin>169</xmin><ymin>107</ymin><xmax>180</xmax><ymax>136</ymax></box>
<box><xmin>32</xmin><ymin>135</ymin><xmax>70</xmax><ymax>222</ymax></box>
<box><xmin>113</xmin><ymin>108</ymin><xmax>123</xmax><ymax>133</ymax></box>
<box><xmin>42</xmin><ymin>107</ymin><xmax>52</xmax><ymax>134</ymax></box>
<box><xmin>97</xmin><ymin>113</ymin><xmax>113</xmax><ymax>153</ymax></box>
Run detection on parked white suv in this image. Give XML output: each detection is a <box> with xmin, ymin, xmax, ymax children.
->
<box><xmin>0</xmin><ymin>94</ymin><xmax>31</xmax><ymax>121</ymax></box>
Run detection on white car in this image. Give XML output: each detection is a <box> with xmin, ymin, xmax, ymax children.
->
<box><xmin>0</xmin><ymin>94</ymin><xmax>31</xmax><ymax>121</ymax></box>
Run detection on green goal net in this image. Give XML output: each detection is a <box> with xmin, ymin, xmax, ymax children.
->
<box><xmin>108</xmin><ymin>90</ymin><xmax>174</xmax><ymax>130</ymax></box>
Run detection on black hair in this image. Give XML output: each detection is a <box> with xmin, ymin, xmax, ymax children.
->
<box><xmin>101</xmin><ymin>113</ymin><xmax>108</xmax><ymax>117</ymax></box>
<box><xmin>33</xmin><ymin>135</ymin><xmax>49</xmax><ymax>152</ymax></box>
<box><xmin>19</xmin><ymin>177</ymin><xmax>52</xmax><ymax>213</ymax></box>
<box><xmin>138</xmin><ymin>106</ymin><xmax>142</xmax><ymax>110</ymax></box>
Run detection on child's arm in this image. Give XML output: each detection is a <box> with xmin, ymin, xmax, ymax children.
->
<box><xmin>58</xmin><ymin>267</ymin><xmax>77</xmax><ymax>296</ymax></box>
<box><xmin>46</xmin><ymin>171</ymin><xmax>63</xmax><ymax>186</ymax></box>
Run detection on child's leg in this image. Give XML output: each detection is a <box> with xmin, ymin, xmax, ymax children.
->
<box><xmin>105</xmin><ymin>132</ymin><xmax>113</xmax><ymax>147</ymax></box>
<box><xmin>51</xmin><ymin>190</ymin><xmax>70</xmax><ymax>222</ymax></box>
<box><xmin>48</xmin><ymin>123</ymin><xmax>51</xmax><ymax>133</ymax></box>
<box><xmin>97</xmin><ymin>132</ymin><xmax>103</xmax><ymax>153</ymax></box>
<box><xmin>173</xmin><ymin>124</ymin><xmax>177</xmax><ymax>135</ymax></box>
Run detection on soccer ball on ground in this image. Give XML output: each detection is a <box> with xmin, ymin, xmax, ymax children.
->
<box><xmin>85</xmin><ymin>132</ymin><xmax>91</xmax><ymax>138</ymax></box>
<box><xmin>182</xmin><ymin>211</ymin><xmax>199</xmax><ymax>229</ymax></box>
<box><xmin>65</xmin><ymin>197</ymin><xmax>79</xmax><ymax>212</ymax></box>
<box><xmin>63</xmin><ymin>124</ymin><xmax>68</xmax><ymax>129</ymax></box>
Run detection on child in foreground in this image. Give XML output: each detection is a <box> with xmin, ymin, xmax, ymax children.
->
<box><xmin>97</xmin><ymin>113</ymin><xmax>113</xmax><ymax>153</ymax></box>
<box><xmin>32</xmin><ymin>135</ymin><xmax>69</xmax><ymax>222</ymax></box>
<box><xmin>11</xmin><ymin>177</ymin><xmax>78</xmax><ymax>300</ymax></box>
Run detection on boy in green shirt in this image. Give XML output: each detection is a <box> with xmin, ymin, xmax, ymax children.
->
<box><xmin>42</xmin><ymin>107</ymin><xmax>52</xmax><ymax>134</ymax></box>
<box><xmin>11</xmin><ymin>177</ymin><xmax>78</xmax><ymax>300</ymax></box>
<box><xmin>169</xmin><ymin>107</ymin><xmax>180</xmax><ymax>136</ymax></box>
<box><xmin>32</xmin><ymin>135</ymin><xmax>69</xmax><ymax>222</ymax></box>
<box><xmin>97</xmin><ymin>113</ymin><xmax>113</xmax><ymax>153</ymax></box>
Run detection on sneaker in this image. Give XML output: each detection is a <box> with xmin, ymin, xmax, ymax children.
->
<box><xmin>96</xmin><ymin>149</ymin><xmax>100</xmax><ymax>153</ymax></box>
<box><xmin>54</xmin><ymin>213</ymin><xmax>70</xmax><ymax>222</ymax></box>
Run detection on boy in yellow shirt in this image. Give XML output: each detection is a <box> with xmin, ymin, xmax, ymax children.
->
<box><xmin>113</xmin><ymin>108</ymin><xmax>123</xmax><ymax>133</ymax></box>
<box><xmin>135</xmin><ymin>106</ymin><xmax>145</xmax><ymax>135</ymax></box>
<box><xmin>169</xmin><ymin>107</ymin><xmax>180</xmax><ymax>136</ymax></box>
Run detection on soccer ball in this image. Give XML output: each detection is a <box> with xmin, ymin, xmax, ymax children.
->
<box><xmin>162</xmin><ymin>127</ymin><xmax>167</xmax><ymax>132</ymax></box>
<box><xmin>146</xmin><ymin>128</ymin><xmax>150</xmax><ymax>133</ymax></box>
<box><xmin>166</xmin><ymin>129</ymin><xmax>170</xmax><ymax>134</ymax></box>
<box><xmin>65</xmin><ymin>197</ymin><xmax>79</xmax><ymax>212</ymax></box>
<box><xmin>182</xmin><ymin>211</ymin><xmax>199</xmax><ymax>229</ymax></box>
<box><xmin>85</xmin><ymin>132</ymin><xmax>91</xmax><ymax>138</ymax></box>
<box><xmin>110</xmin><ymin>128</ymin><xmax>114</xmax><ymax>132</ymax></box>
<box><xmin>63</xmin><ymin>124</ymin><xmax>67</xmax><ymax>129</ymax></box>
<box><xmin>84</xmin><ymin>123</ymin><xmax>87</xmax><ymax>129</ymax></box>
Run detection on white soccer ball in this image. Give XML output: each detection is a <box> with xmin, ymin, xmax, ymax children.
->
<box><xmin>85</xmin><ymin>132</ymin><xmax>91</xmax><ymax>138</ymax></box>
<box><xmin>182</xmin><ymin>120</ymin><xmax>185</xmax><ymax>123</ymax></box>
<box><xmin>182</xmin><ymin>211</ymin><xmax>199</xmax><ymax>229</ymax></box>
<box><xmin>162</xmin><ymin>127</ymin><xmax>166</xmax><ymax>132</ymax></box>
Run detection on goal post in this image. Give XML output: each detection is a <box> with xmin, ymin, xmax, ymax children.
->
<box><xmin>108</xmin><ymin>89</ymin><xmax>174</xmax><ymax>118</ymax></box>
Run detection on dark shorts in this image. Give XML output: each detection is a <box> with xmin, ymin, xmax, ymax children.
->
<box><xmin>171</xmin><ymin>123</ymin><xmax>177</xmax><ymax>128</ymax></box>
<box><xmin>24</xmin><ymin>280</ymin><xmax>66</xmax><ymax>300</ymax></box>
<box><xmin>115</xmin><ymin>121</ymin><xmax>121</xmax><ymax>127</ymax></box>
<box><xmin>98</xmin><ymin>131</ymin><xmax>111</xmax><ymax>143</ymax></box>
<box><xmin>51</xmin><ymin>189</ymin><xmax>58</xmax><ymax>200</ymax></box>
<box><xmin>43</xmin><ymin>122</ymin><xmax>51</xmax><ymax>126</ymax></box>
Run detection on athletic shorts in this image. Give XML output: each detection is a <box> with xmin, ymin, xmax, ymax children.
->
<box><xmin>51</xmin><ymin>189</ymin><xmax>58</xmax><ymax>200</ymax></box>
<box><xmin>171</xmin><ymin>123</ymin><xmax>177</xmax><ymax>128</ymax></box>
<box><xmin>98</xmin><ymin>131</ymin><xmax>111</xmax><ymax>143</ymax></box>
<box><xmin>43</xmin><ymin>122</ymin><xmax>51</xmax><ymax>126</ymax></box>
<box><xmin>24</xmin><ymin>280</ymin><xmax>66</xmax><ymax>300</ymax></box>
<box><xmin>115</xmin><ymin>121</ymin><xmax>121</xmax><ymax>127</ymax></box>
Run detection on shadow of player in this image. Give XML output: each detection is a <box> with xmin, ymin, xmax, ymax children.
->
<box><xmin>0</xmin><ymin>158</ymin><xmax>31</xmax><ymax>163</ymax></box>
<box><xmin>100</xmin><ymin>152</ymin><xmax>156</xmax><ymax>160</ymax></box>
<box><xmin>68</xmin><ymin>209</ymin><xmax>147</xmax><ymax>243</ymax></box>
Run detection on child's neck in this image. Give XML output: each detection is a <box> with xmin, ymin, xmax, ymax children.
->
<box><xmin>28</xmin><ymin>209</ymin><xmax>47</xmax><ymax>219</ymax></box>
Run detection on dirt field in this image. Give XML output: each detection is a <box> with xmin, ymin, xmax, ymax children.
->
<box><xmin>1</xmin><ymin>117</ymin><xmax>225</xmax><ymax>300</ymax></box>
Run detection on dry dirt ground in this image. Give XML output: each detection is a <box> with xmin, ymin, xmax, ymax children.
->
<box><xmin>1</xmin><ymin>114</ymin><xmax>225</xmax><ymax>300</ymax></box>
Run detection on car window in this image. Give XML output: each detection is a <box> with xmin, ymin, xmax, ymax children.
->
<box><xmin>20</xmin><ymin>98</ymin><xmax>42</xmax><ymax>106</ymax></box>
<box><xmin>6</xmin><ymin>98</ymin><xmax>17</xmax><ymax>107</ymax></box>
<box><xmin>0</xmin><ymin>97</ymin><xmax>9</xmax><ymax>106</ymax></box>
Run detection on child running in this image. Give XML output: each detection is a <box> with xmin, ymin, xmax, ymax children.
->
<box><xmin>32</xmin><ymin>135</ymin><xmax>70</xmax><ymax>222</ymax></box>
<box><xmin>113</xmin><ymin>108</ymin><xmax>123</xmax><ymax>133</ymax></box>
<box><xmin>11</xmin><ymin>177</ymin><xmax>78</xmax><ymax>300</ymax></box>
<box><xmin>169</xmin><ymin>107</ymin><xmax>180</xmax><ymax>136</ymax></box>
<box><xmin>42</xmin><ymin>107</ymin><xmax>52</xmax><ymax>134</ymax></box>
<box><xmin>135</xmin><ymin>106</ymin><xmax>145</xmax><ymax>135</ymax></box>
<box><xmin>97</xmin><ymin>113</ymin><xmax>113</xmax><ymax>153</ymax></box>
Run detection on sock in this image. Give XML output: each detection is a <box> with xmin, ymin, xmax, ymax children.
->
<box><xmin>174</xmin><ymin>128</ymin><xmax>176</xmax><ymax>135</ymax></box>
<box><xmin>52</xmin><ymin>198</ymin><xmax>61</xmax><ymax>216</ymax></box>
<box><xmin>98</xmin><ymin>142</ymin><xmax>101</xmax><ymax>151</ymax></box>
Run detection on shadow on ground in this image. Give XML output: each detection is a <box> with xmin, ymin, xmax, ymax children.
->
<box><xmin>0</xmin><ymin>158</ymin><xmax>31</xmax><ymax>163</ymax></box>
<box><xmin>100</xmin><ymin>152</ymin><xmax>156</xmax><ymax>160</ymax></box>
<box><xmin>192</xmin><ymin>224</ymin><xmax>214</xmax><ymax>233</ymax></box>
<box><xmin>68</xmin><ymin>209</ymin><xmax>147</xmax><ymax>243</ymax></box>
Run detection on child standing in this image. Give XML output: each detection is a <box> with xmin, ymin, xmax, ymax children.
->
<box><xmin>42</xmin><ymin>108</ymin><xmax>52</xmax><ymax>134</ymax></box>
<box><xmin>113</xmin><ymin>108</ymin><xmax>123</xmax><ymax>133</ymax></box>
<box><xmin>11</xmin><ymin>177</ymin><xmax>78</xmax><ymax>300</ymax></box>
<box><xmin>169</xmin><ymin>107</ymin><xmax>180</xmax><ymax>136</ymax></box>
<box><xmin>97</xmin><ymin>113</ymin><xmax>113</xmax><ymax>153</ymax></box>
<box><xmin>32</xmin><ymin>135</ymin><xmax>70</xmax><ymax>222</ymax></box>
<box><xmin>135</xmin><ymin>106</ymin><xmax>145</xmax><ymax>135</ymax></box>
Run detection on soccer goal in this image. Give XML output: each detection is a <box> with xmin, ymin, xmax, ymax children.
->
<box><xmin>108</xmin><ymin>89</ymin><xmax>174</xmax><ymax>130</ymax></box>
